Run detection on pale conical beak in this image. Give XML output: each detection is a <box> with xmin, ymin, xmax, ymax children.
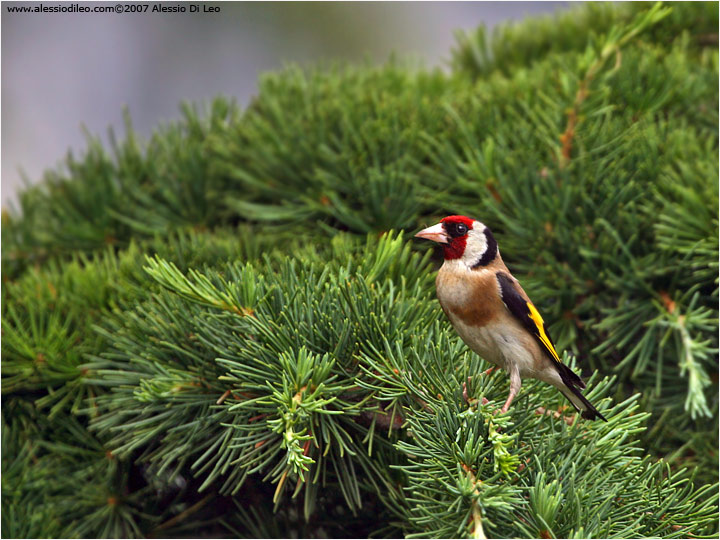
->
<box><xmin>415</xmin><ymin>223</ymin><xmax>449</xmax><ymax>244</ymax></box>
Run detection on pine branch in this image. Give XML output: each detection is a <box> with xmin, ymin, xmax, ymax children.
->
<box><xmin>2</xmin><ymin>2</ymin><xmax>718</xmax><ymax>537</ymax></box>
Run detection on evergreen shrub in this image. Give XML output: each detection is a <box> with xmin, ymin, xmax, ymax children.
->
<box><xmin>2</xmin><ymin>2</ymin><xmax>718</xmax><ymax>537</ymax></box>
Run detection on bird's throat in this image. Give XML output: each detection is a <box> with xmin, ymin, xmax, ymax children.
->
<box><xmin>442</xmin><ymin>237</ymin><xmax>467</xmax><ymax>260</ymax></box>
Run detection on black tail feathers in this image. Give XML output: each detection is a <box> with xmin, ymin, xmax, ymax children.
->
<box><xmin>557</xmin><ymin>362</ymin><xmax>586</xmax><ymax>390</ymax></box>
<box><xmin>557</xmin><ymin>364</ymin><xmax>607</xmax><ymax>422</ymax></box>
<box><xmin>573</xmin><ymin>388</ymin><xmax>608</xmax><ymax>422</ymax></box>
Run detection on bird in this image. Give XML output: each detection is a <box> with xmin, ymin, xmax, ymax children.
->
<box><xmin>415</xmin><ymin>215</ymin><xmax>606</xmax><ymax>421</ymax></box>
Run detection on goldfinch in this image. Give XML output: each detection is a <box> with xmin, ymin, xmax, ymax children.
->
<box><xmin>415</xmin><ymin>215</ymin><xmax>606</xmax><ymax>421</ymax></box>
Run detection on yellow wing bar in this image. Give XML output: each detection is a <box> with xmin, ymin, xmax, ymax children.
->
<box><xmin>526</xmin><ymin>302</ymin><xmax>561</xmax><ymax>363</ymax></box>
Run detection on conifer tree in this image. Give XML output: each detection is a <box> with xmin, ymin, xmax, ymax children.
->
<box><xmin>2</xmin><ymin>2</ymin><xmax>718</xmax><ymax>538</ymax></box>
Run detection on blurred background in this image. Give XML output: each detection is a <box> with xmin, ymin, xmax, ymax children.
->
<box><xmin>2</xmin><ymin>1</ymin><xmax>568</xmax><ymax>207</ymax></box>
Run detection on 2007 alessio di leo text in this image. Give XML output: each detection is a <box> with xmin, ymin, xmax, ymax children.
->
<box><xmin>151</xmin><ymin>4</ymin><xmax>220</xmax><ymax>12</ymax></box>
<box><xmin>7</xmin><ymin>3</ymin><xmax>221</xmax><ymax>13</ymax></box>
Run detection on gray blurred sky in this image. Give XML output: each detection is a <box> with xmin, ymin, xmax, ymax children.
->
<box><xmin>2</xmin><ymin>1</ymin><xmax>568</xmax><ymax>207</ymax></box>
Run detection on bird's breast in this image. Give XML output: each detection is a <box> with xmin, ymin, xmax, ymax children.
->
<box><xmin>436</xmin><ymin>264</ymin><xmax>510</xmax><ymax>366</ymax></box>
<box><xmin>449</xmin><ymin>318</ymin><xmax>507</xmax><ymax>367</ymax></box>
<box><xmin>435</xmin><ymin>265</ymin><xmax>502</xmax><ymax>328</ymax></box>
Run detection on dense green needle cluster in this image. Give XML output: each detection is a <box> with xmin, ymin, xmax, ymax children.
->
<box><xmin>2</xmin><ymin>2</ymin><xmax>718</xmax><ymax>538</ymax></box>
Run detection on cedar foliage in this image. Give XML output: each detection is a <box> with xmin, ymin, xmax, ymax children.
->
<box><xmin>2</xmin><ymin>2</ymin><xmax>718</xmax><ymax>538</ymax></box>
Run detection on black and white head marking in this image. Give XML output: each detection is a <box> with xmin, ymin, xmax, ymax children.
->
<box><xmin>470</xmin><ymin>227</ymin><xmax>497</xmax><ymax>268</ymax></box>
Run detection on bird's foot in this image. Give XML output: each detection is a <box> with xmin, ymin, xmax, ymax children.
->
<box><xmin>462</xmin><ymin>379</ymin><xmax>471</xmax><ymax>403</ymax></box>
<box><xmin>463</xmin><ymin>379</ymin><xmax>490</xmax><ymax>407</ymax></box>
<box><xmin>462</xmin><ymin>376</ymin><xmax>478</xmax><ymax>403</ymax></box>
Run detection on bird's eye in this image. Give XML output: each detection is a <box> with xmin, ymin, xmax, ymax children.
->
<box><xmin>455</xmin><ymin>223</ymin><xmax>468</xmax><ymax>235</ymax></box>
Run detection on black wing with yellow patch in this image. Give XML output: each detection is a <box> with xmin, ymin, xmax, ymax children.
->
<box><xmin>496</xmin><ymin>272</ymin><xmax>585</xmax><ymax>389</ymax></box>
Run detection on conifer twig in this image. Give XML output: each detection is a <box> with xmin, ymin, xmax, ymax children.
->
<box><xmin>153</xmin><ymin>494</ymin><xmax>213</xmax><ymax>532</ymax></box>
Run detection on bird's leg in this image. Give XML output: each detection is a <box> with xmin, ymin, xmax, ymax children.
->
<box><xmin>462</xmin><ymin>377</ymin><xmax>471</xmax><ymax>403</ymax></box>
<box><xmin>500</xmin><ymin>366</ymin><xmax>521</xmax><ymax>413</ymax></box>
